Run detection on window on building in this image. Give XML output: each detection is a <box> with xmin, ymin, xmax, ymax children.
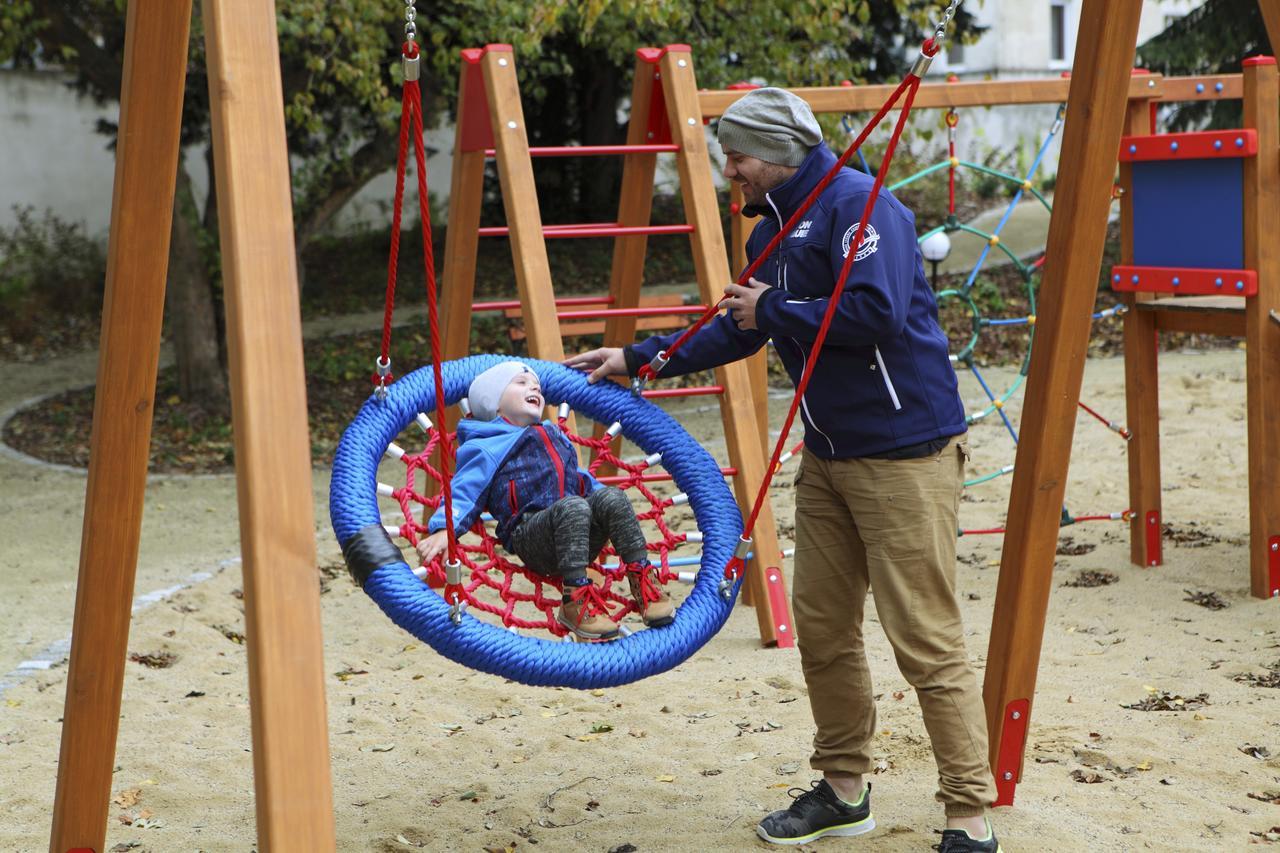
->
<box><xmin>948</xmin><ymin>39</ymin><xmax>965</xmax><ymax>66</ymax></box>
<box><xmin>1051</xmin><ymin>2</ymin><xmax>1066</xmax><ymax>63</ymax></box>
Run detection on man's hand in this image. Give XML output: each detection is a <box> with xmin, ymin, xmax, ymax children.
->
<box><xmin>722</xmin><ymin>277</ymin><xmax>772</xmax><ymax>331</ymax></box>
<box><xmin>564</xmin><ymin>347</ymin><xmax>626</xmax><ymax>384</ymax></box>
<box><xmin>416</xmin><ymin>530</ymin><xmax>449</xmax><ymax>566</ymax></box>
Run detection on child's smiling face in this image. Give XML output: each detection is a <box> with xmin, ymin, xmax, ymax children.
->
<box><xmin>497</xmin><ymin>371</ymin><xmax>544</xmax><ymax>426</ymax></box>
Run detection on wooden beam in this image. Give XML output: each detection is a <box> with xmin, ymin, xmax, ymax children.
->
<box><xmin>49</xmin><ymin>3</ymin><xmax>193</xmax><ymax>850</ymax></box>
<box><xmin>661</xmin><ymin>47</ymin><xmax>793</xmax><ymax>646</ymax></box>
<box><xmin>1261</xmin><ymin>0</ymin><xmax>1280</xmax><ymax>56</ymax></box>
<box><xmin>698</xmin><ymin>75</ymin><xmax>1162</xmax><ymax>117</ymax></box>
<box><xmin>482</xmin><ymin>47</ymin><xmax>566</xmax><ymax>364</ymax></box>
<box><xmin>1242</xmin><ymin>55</ymin><xmax>1280</xmax><ymax>598</ymax></box>
<box><xmin>1118</xmin><ymin>96</ymin><xmax>1164</xmax><ymax>571</ymax></box>
<box><xmin>1156</xmin><ymin>74</ymin><xmax>1243</xmax><ymax>102</ymax></box>
<box><xmin>982</xmin><ymin>0</ymin><xmax>1144</xmax><ymax>807</ymax></box>
<box><xmin>203</xmin><ymin>1</ymin><xmax>335</xmax><ymax>848</ymax></box>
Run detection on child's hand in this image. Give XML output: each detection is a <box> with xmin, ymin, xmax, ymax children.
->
<box><xmin>416</xmin><ymin>530</ymin><xmax>449</xmax><ymax>566</ymax></box>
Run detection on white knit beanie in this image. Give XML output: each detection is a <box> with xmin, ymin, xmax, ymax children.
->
<box><xmin>468</xmin><ymin>361</ymin><xmax>538</xmax><ymax>422</ymax></box>
<box><xmin>717</xmin><ymin>87</ymin><xmax>823</xmax><ymax>167</ymax></box>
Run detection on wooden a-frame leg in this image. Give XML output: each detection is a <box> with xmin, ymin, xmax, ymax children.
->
<box><xmin>204</xmin><ymin>0</ymin><xmax>336</xmax><ymax>848</ymax></box>
<box><xmin>49</xmin><ymin>4</ymin><xmax>194</xmax><ymax>851</ymax></box>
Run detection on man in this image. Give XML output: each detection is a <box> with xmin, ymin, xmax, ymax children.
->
<box><xmin>566</xmin><ymin>87</ymin><xmax>1000</xmax><ymax>851</ymax></box>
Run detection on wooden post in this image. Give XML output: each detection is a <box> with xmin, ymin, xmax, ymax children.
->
<box><xmin>482</xmin><ymin>45</ymin><xmax>566</xmax><ymax>364</ymax></box>
<box><xmin>591</xmin><ymin>48</ymin><xmax>665</xmax><ymax>470</ymax></box>
<box><xmin>982</xmin><ymin>1</ymin><xmax>1143</xmax><ymax>807</ymax></box>
<box><xmin>660</xmin><ymin>46</ymin><xmax>793</xmax><ymax>646</ymax></box>
<box><xmin>1241</xmin><ymin>56</ymin><xmax>1280</xmax><ymax>598</ymax></box>
<box><xmin>1261</xmin><ymin>0</ymin><xmax>1280</xmax><ymax>54</ymax></box>
<box><xmin>439</xmin><ymin>50</ymin><xmax>490</xmax><ymax>363</ymax></box>
<box><xmin>203</xmin><ymin>0</ymin><xmax>336</xmax><ymax>848</ymax></box>
<box><xmin>48</xmin><ymin>4</ymin><xmax>193</xmax><ymax>850</ymax></box>
<box><xmin>1119</xmin><ymin>92</ymin><xmax>1164</xmax><ymax>570</ymax></box>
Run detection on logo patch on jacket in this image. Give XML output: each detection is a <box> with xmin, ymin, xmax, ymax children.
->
<box><xmin>790</xmin><ymin>220</ymin><xmax>814</xmax><ymax>239</ymax></box>
<box><xmin>841</xmin><ymin>222</ymin><xmax>880</xmax><ymax>261</ymax></box>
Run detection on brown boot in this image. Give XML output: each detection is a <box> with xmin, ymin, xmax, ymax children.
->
<box><xmin>626</xmin><ymin>562</ymin><xmax>675</xmax><ymax>627</ymax></box>
<box><xmin>557</xmin><ymin>583</ymin><xmax>620</xmax><ymax>640</ymax></box>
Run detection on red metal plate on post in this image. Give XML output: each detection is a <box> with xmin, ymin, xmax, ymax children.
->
<box><xmin>1110</xmin><ymin>265</ymin><xmax>1258</xmax><ymax>297</ymax></box>
<box><xmin>765</xmin><ymin>566</ymin><xmax>794</xmax><ymax>648</ymax></box>
<box><xmin>1145</xmin><ymin>510</ymin><xmax>1163</xmax><ymax>567</ymax></box>
<box><xmin>1269</xmin><ymin>536</ymin><xmax>1280</xmax><ymax>599</ymax></box>
<box><xmin>1118</xmin><ymin>128</ymin><xmax>1257</xmax><ymax>161</ymax></box>
<box><xmin>993</xmin><ymin>698</ymin><xmax>1030</xmax><ymax>807</ymax></box>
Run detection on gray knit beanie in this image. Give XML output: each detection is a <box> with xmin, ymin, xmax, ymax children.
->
<box><xmin>468</xmin><ymin>361</ymin><xmax>538</xmax><ymax>422</ymax></box>
<box><xmin>717</xmin><ymin>87</ymin><xmax>823</xmax><ymax>167</ymax></box>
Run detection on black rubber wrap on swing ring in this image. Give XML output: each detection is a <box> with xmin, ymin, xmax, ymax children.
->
<box><xmin>341</xmin><ymin>523</ymin><xmax>405</xmax><ymax>587</ymax></box>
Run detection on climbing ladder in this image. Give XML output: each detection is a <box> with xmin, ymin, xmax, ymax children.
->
<box><xmin>1113</xmin><ymin>57</ymin><xmax>1280</xmax><ymax>599</ymax></box>
<box><xmin>437</xmin><ymin>43</ymin><xmax>793</xmax><ymax>646</ymax></box>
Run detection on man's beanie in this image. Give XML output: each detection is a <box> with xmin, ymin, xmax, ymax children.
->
<box><xmin>468</xmin><ymin>361</ymin><xmax>538</xmax><ymax>422</ymax></box>
<box><xmin>717</xmin><ymin>87</ymin><xmax>823</xmax><ymax>167</ymax></box>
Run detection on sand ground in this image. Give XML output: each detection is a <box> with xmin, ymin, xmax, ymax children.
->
<box><xmin>2</xmin><ymin>340</ymin><xmax>1278</xmax><ymax>852</ymax></box>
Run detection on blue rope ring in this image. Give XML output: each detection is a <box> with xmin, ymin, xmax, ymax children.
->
<box><xmin>329</xmin><ymin>355</ymin><xmax>744</xmax><ymax>688</ymax></box>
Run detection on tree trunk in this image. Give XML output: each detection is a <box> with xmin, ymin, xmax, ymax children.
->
<box><xmin>167</xmin><ymin>159</ymin><xmax>229</xmax><ymax>412</ymax></box>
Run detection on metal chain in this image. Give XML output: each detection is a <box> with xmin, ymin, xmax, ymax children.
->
<box><xmin>404</xmin><ymin>0</ymin><xmax>417</xmax><ymax>44</ymax></box>
<box><xmin>931</xmin><ymin>0</ymin><xmax>963</xmax><ymax>48</ymax></box>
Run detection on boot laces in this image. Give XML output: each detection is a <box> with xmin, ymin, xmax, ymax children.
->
<box><xmin>568</xmin><ymin>582</ymin><xmax>613</xmax><ymax>623</ymax></box>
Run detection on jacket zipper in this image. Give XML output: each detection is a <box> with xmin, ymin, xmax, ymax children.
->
<box><xmin>770</xmin><ymin>191</ymin><xmax>838</xmax><ymax>454</ymax></box>
<box><xmin>874</xmin><ymin>346</ymin><xmax>903</xmax><ymax>411</ymax></box>
<box><xmin>535</xmin><ymin>425</ymin><xmax>566</xmax><ymax>498</ymax></box>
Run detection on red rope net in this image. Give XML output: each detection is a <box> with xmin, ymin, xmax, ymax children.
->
<box><xmin>385</xmin><ymin>413</ymin><xmax>692</xmax><ymax>636</ymax></box>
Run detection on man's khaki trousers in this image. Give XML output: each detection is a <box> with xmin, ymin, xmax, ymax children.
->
<box><xmin>791</xmin><ymin>434</ymin><xmax>996</xmax><ymax>817</ymax></box>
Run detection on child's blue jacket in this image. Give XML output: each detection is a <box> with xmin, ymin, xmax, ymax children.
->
<box><xmin>628</xmin><ymin>144</ymin><xmax>966</xmax><ymax>459</ymax></box>
<box><xmin>427</xmin><ymin>417</ymin><xmax>602</xmax><ymax>546</ymax></box>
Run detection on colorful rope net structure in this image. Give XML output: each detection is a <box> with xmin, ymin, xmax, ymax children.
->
<box><xmin>856</xmin><ymin>97</ymin><xmax>1135</xmax><ymax>535</ymax></box>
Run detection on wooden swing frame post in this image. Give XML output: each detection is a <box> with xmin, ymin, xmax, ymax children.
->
<box><xmin>49</xmin><ymin>1</ymin><xmax>336</xmax><ymax>851</ymax></box>
<box><xmin>981</xmin><ymin>1</ymin><xmax>1144</xmax><ymax>806</ymax></box>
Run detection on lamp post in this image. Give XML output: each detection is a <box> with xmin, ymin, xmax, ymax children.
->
<box><xmin>921</xmin><ymin>231</ymin><xmax>952</xmax><ymax>290</ymax></box>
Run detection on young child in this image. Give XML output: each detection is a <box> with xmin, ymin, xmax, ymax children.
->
<box><xmin>416</xmin><ymin>361</ymin><xmax>675</xmax><ymax>639</ymax></box>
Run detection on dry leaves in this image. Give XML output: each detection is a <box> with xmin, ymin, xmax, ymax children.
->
<box><xmin>1121</xmin><ymin>691</ymin><xmax>1210</xmax><ymax>712</ymax></box>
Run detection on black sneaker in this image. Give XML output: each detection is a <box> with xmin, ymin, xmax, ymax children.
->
<box><xmin>936</xmin><ymin>820</ymin><xmax>1002</xmax><ymax>853</ymax></box>
<box><xmin>756</xmin><ymin>779</ymin><xmax>875</xmax><ymax>846</ymax></box>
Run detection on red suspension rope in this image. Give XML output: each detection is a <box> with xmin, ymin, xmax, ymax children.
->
<box><xmin>379</xmin><ymin>40</ymin><xmax>460</xmax><ymax>574</ymax></box>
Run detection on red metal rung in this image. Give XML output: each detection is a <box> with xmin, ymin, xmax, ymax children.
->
<box><xmin>1268</xmin><ymin>535</ymin><xmax>1280</xmax><ymax>599</ymax></box>
<box><xmin>472</xmin><ymin>296</ymin><xmax>612</xmax><ymax>313</ymax></box>
<box><xmin>641</xmin><ymin>385</ymin><xmax>724</xmax><ymax>399</ymax></box>
<box><xmin>765</xmin><ymin>566</ymin><xmax>794</xmax><ymax>648</ymax></box>
<box><xmin>483</xmin><ymin>144</ymin><xmax>679</xmax><ymax>158</ymax></box>
<box><xmin>477</xmin><ymin>223</ymin><xmax>694</xmax><ymax>239</ymax></box>
<box><xmin>993</xmin><ymin>698</ymin><xmax>1030</xmax><ymax>807</ymax></box>
<box><xmin>1119</xmin><ymin>129</ymin><xmax>1258</xmax><ymax>161</ymax></box>
<box><xmin>1111</xmin><ymin>265</ymin><xmax>1258</xmax><ymax>297</ymax></box>
<box><xmin>1144</xmin><ymin>510</ymin><xmax>1162</xmax><ymax>567</ymax></box>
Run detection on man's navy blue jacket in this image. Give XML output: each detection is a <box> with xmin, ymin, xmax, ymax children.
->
<box><xmin>628</xmin><ymin>144</ymin><xmax>966</xmax><ymax>460</ymax></box>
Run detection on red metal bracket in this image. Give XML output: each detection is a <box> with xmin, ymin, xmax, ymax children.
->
<box><xmin>457</xmin><ymin>45</ymin><xmax>514</xmax><ymax>152</ymax></box>
<box><xmin>635</xmin><ymin>46</ymin><xmax>674</xmax><ymax>146</ymax></box>
<box><xmin>1144</xmin><ymin>510</ymin><xmax>1163</xmax><ymax>567</ymax></box>
<box><xmin>1119</xmin><ymin>128</ymin><xmax>1258</xmax><ymax>161</ymax></box>
<box><xmin>765</xmin><ymin>566</ymin><xmax>794</xmax><ymax>648</ymax></box>
<box><xmin>993</xmin><ymin>698</ymin><xmax>1030</xmax><ymax>807</ymax></box>
<box><xmin>1111</xmin><ymin>265</ymin><xmax>1258</xmax><ymax>297</ymax></box>
<box><xmin>1268</xmin><ymin>535</ymin><xmax>1280</xmax><ymax>599</ymax></box>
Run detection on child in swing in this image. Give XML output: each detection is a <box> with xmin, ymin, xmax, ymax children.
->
<box><xmin>417</xmin><ymin>361</ymin><xmax>676</xmax><ymax>639</ymax></box>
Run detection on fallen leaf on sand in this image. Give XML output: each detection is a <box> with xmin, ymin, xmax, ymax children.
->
<box><xmin>1241</xmin><ymin>744</ymin><xmax>1272</xmax><ymax>760</ymax></box>
<box><xmin>112</xmin><ymin>788</ymin><xmax>142</xmax><ymax>808</ymax></box>
<box><xmin>1070</xmin><ymin>769</ymin><xmax>1109</xmax><ymax>784</ymax></box>
<box><xmin>656</xmin><ymin>775</ymin><xmax>675</xmax><ymax>782</ymax></box>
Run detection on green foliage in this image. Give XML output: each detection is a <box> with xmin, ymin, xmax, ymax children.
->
<box><xmin>1136</xmin><ymin>0</ymin><xmax>1275</xmax><ymax>130</ymax></box>
<box><xmin>0</xmin><ymin>206</ymin><xmax>105</xmax><ymax>308</ymax></box>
